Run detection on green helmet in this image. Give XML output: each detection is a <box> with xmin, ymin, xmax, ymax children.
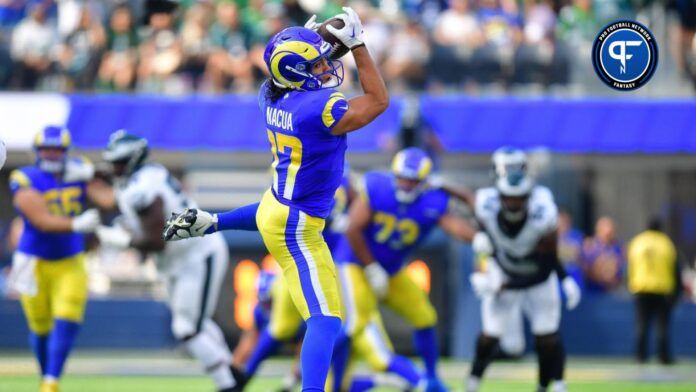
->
<box><xmin>103</xmin><ymin>130</ymin><xmax>149</xmax><ymax>177</ymax></box>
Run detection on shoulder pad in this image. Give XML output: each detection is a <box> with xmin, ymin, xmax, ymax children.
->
<box><xmin>475</xmin><ymin>187</ymin><xmax>498</xmax><ymax>217</ymax></box>
<box><xmin>529</xmin><ymin>186</ymin><xmax>558</xmax><ymax>233</ymax></box>
<box><xmin>9</xmin><ymin>167</ymin><xmax>35</xmax><ymax>191</ymax></box>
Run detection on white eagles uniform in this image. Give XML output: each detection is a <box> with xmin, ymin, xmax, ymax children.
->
<box><xmin>116</xmin><ymin>164</ymin><xmax>229</xmax><ymax>339</ymax></box>
<box><xmin>475</xmin><ymin>185</ymin><xmax>561</xmax><ymax>337</ymax></box>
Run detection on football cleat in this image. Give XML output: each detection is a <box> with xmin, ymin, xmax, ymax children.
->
<box><xmin>162</xmin><ymin>208</ymin><xmax>217</xmax><ymax>241</ymax></box>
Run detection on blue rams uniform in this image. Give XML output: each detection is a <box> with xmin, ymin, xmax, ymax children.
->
<box><xmin>9</xmin><ymin>159</ymin><xmax>91</xmax><ymax>334</ymax></box>
<box><xmin>255</xmin><ymin>81</ymin><xmax>348</xmax><ymax>321</ymax></box>
<box><xmin>10</xmin><ymin>166</ymin><xmax>87</xmax><ymax>260</ymax></box>
<box><xmin>336</xmin><ymin>171</ymin><xmax>450</xmax><ymax>336</ymax></box>
<box><xmin>260</xmin><ymin>81</ymin><xmax>349</xmax><ymax>219</ymax></box>
<box><xmin>335</xmin><ymin>171</ymin><xmax>449</xmax><ymax>274</ymax></box>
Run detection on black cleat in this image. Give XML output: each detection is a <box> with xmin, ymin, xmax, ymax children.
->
<box><xmin>229</xmin><ymin>365</ymin><xmax>250</xmax><ymax>392</ymax></box>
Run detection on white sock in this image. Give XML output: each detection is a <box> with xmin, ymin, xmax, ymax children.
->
<box><xmin>373</xmin><ymin>373</ymin><xmax>410</xmax><ymax>389</ymax></box>
<box><xmin>466</xmin><ymin>376</ymin><xmax>481</xmax><ymax>392</ymax></box>
<box><xmin>281</xmin><ymin>371</ymin><xmax>301</xmax><ymax>390</ymax></box>
<box><xmin>203</xmin><ymin>319</ymin><xmax>232</xmax><ymax>358</ymax></box>
<box><xmin>551</xmin><ymin>380</ymin><xmax>567</xmax><ymax>392</ymax></box>
<box><xmin>185</xmin><ymin>332</ymin><xmax>235</xmax><ymax>389</ymax></box>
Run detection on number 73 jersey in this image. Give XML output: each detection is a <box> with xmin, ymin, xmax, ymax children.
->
<box><xmin>260</xmin><ymin>83</ymin><xmax>349</xmax><ymax>219</ymax></box>
<box><xmin>336</xmin><ymin>171</ymin><xmax>450</xmax><ymax>275</ymax></box>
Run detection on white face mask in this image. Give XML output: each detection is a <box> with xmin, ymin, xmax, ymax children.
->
<box><xmin>38</xmin><ymin>158</ymin><xmax>65</xmax><ymax>173</ymax></box>
<box><xmin>395</xmin><ymin>180</ymin><xmax>426</xmax><ymax>204</ymax></box>
<box><xmin>396</xmin><ymin>188</ymin><xmax>418</xmax><ymax>203</ymax></box>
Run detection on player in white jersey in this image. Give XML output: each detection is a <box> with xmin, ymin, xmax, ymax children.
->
<box><xmin>94</xmin><ymin>131</ymin><xmax>243</xmax><ymax>392</ymax></box>
<box><xmin>464</xmin><ymin>147</ymin><xmax>581</xmax><ymax>392</ymax></box>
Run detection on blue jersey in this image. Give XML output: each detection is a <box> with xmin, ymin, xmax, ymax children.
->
<box><xmin>259</xmin><ymin>82</ymin><xmax>349</xmax><ymax>218</ymax></box>
<box><xmin>335</xmin><ymin>172</ymin><xmax>450</xmax><ymax>275</ymax></box>
<box><xmin>9</xmin><ymin>165</ymin><xmax>88</xmax><ymax>260</ymax></box>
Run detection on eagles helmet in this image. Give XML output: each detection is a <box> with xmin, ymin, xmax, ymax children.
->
<box><xmin>492</xmin><ymin>147</ymin><xmax>534</xmax><ymax>222</ymax></box>
<box><xmin>264</xmin><ymin>26</ymin><xmax>344</xmax><ymax>91</ymax></box>
<box><xmin>391</xmin><ymin>147</ymin><xmax>433</xmax><ymax>203</ymax></box>
<box><xmin>103</xmin><ymin>130</ymin><xmax>149</xmax><ymax>178</ymax></box>
<box><xmin>34</xmin><ymin>125</ymin><xmax>72</xmax><ymax>173</ymax></box>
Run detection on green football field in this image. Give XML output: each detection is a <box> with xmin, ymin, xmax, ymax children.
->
<box><xmin>1</xmin><ymin>352</ymin><xmax>695</xmax><ymax>392</ymax></box>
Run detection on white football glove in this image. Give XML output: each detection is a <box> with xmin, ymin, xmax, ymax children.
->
<box><xmin>472</xmin><ymin>231</ymin><xmax>494</xmax><ymax>256</ymax></box>
<box><xmin>426</xmin><ymin>174</ymin><xmax>445</xmax><ymax>190</ymax></box>
<box><xmin>326</xmin><ymin>7</ymin><xmax>364</xmax><ymax>50</ymax></box>
<box><xmin>71</xmin><ymin>209</ymin><xmax>100</xmax><ymax>233</ymax></box>
<box><xmin>364</xmin><ymin>262</ymin><xmax>389</xmax><ymax>299</ymax></box>
<box><xmin>63</xmin><ymin>158</ymin><xmax>95</xmax><ymax>183</ymax></box>
<box><xmin>96</xmin><ymin>225</ymin><xmax>132</xmax><ymax>248</ymax></box>
<box><xmin>304</xmin><ymin>14</ymin><xmax>320</xmax><ymax>31</ymax></box>
<box><xmin>162</xmin><ymin>208</ymin><xmax>217</xmax><ymax>241</ymax></box>
<box><xmin>469</xmin><ymin>271</ymin><xmax>502</xmax><ymax>298</ymax></box>
<box><xmin>561</xmin><ymin>276</ymin><xmax>581</xmax><ymax>310</ymax></box>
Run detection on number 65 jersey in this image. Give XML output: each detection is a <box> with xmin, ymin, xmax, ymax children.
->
<box><xmin>115</xmin><ymin>164</ymin><xmax>217</xmax><ymax>272</ymax></box>
<box><xmin>9</xmin><ymin>160</ymin><xmax>90</xmax><ymax>260</ymax></box>
<box><xmin>260</xmin><ymin>82</ymin><xmax>349</xmax><ymax>219</ymax></box>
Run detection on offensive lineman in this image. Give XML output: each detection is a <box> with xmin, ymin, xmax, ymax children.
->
<box><xmin>465</xmin><ymin>147</ymin><xmax>581</xmax><ymax>392</ymax></box>
<box><xmin>94</xmin><ymin>131</ymin><xmax>242</xmax><ymax>392</ymax></box>
<box><xmin>8</xmin><ymin>126</ymin><xmax>107</xmax><ymax>392</ymax></box>
<box><xmin>338</xmin><ymin>147</ymin><xmax>479</xmax><ymax>391</ymax></box>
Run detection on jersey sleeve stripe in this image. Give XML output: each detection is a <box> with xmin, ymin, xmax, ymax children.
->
<box><xmin>321</xmin><ymin>92</ymin><xmax>347</xmax><ymax>129</ymax></box>
<box><xmin>9</xmin><ymin>170</ymin><xmax>31</xmax><ymax>189</ymax></box>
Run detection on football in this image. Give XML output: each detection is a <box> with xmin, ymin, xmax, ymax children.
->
<box><xmin>317</xmin><ymin>17</ymin><xmax>350</xmax><ymax>60</ymax></box>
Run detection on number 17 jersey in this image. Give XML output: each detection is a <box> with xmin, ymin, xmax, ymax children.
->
<box><xmin>259</xmin><ymin>82</ymin><xmax>349</xmax><ymax>219</ymax></box>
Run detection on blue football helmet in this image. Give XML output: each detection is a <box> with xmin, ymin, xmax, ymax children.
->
<box><xmin>33</xmin><ymin>125</ymin><xmax>71</xmax><ymax>173</ymax></box>
<box><xmin>264</xmin><ymin>26</ymin><xmax>344</xmax><ymax>91</ymax></box>
<box><xmin>391</xmin><ymin>147</ymin><xmax>433</xmax><ymax>203</ymax></box>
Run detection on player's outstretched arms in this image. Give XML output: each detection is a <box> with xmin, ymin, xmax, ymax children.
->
<box><xmin>438</xmin><ymin>213</ymin><xmax>478</xmax><ymax>242</ymax></box>
<box><xmin>13</xmin><ymin>188</ymin><xmax>100</xmax><ymax>233</ymax></box>
<box><xmin>328</xmin><ymin>7</ymin><xmax>389</xmax><ymax>136</ymax></box>
<box><xmin>433</xmin><ymin>180</ymin><xmax>476</xmax><ymax>208</ymax></box>
<box><xmin>86</xmin><ymin>178</ymin><xmax>117</xmax><ymax>210</ymax></box>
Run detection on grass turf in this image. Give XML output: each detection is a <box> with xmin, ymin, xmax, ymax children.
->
<box><xmin>3</xmin><ymin>376</ymin><xmax>696</xmax><ymax>392</ymax></box>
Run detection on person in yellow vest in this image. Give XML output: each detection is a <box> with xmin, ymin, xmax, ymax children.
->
<box><xmin>628</xmin><ymin>218</ymin><xmax>681</xmax><ymax>365</ymax></box>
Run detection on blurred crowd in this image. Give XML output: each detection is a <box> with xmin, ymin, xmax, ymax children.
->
<box><xmin>0</xmin><ymin>0</ymin><xmax>694</xmax><ymax>94</ymax></box>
